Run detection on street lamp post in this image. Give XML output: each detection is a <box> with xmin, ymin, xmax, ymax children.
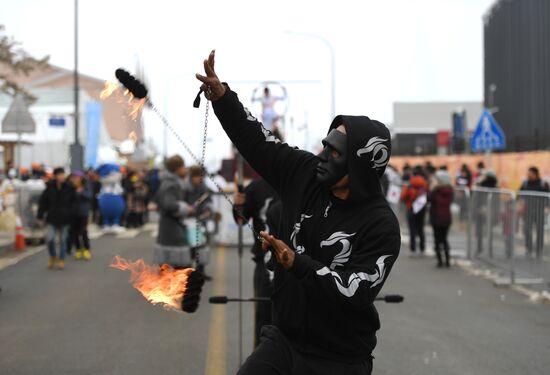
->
<box><xmin>71</xmin><ymin>0</ymin><xmax>84</xmax><ymax>170</ymax></box>
<box><xmin>285</xmin><ymin>31</ymin><xmax>335</xmax><ymax>119</ymax></box>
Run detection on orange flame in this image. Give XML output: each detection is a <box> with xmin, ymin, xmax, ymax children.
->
<box><xmin>128</xmin><ymin>98</ymin><xmax>146</xmax><ymax>121</ymax></box>
<box><xmin>110</xmin><ymin>255</ymin><xmax>194</xmax><ymax>311</ymax></box>
<box><xmin>129</xmin><ymin>130</ymin><xmax>138</xmax><ymax>143</ymax></box>
<box><xmin>100</xmin><ymin>80</ymin><xmax>119</xmax><ymax>99</ymax></box>
<box><xmin>100</xmin><ymin>80</ymin><xmax>146</xmax><ymax>121</ymax></box>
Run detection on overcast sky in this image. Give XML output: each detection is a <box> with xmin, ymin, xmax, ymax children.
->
<box><xmin>1</xmin><ymin>0</ymin><xmax>495</xmax><ymax>168</ymax></box>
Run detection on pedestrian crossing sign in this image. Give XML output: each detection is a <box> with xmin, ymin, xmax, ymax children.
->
<box><xmin>470</xmin><ymin>109</ymin><xmax>506</xmax><ymax>152</ymax></box>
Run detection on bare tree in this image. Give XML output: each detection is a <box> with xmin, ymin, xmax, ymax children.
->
<box><xmin>0</xmin><ymin>24</ymin><xmax>49</xmax><ymax>102</ymax></box>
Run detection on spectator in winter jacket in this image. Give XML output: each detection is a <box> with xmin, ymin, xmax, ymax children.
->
<box><xmin>37</xmin><ymin>167</ymin><xmax>76</xmax><ymax>270</ymax></box>
<box><xmin>197</xmin><ymin>51</ymin><xmax>400</xmax><ymax>375</ymax></box>
<box><xmin>400</xmin><ymin>166</ymin><xmax>429</xmax><ymax>254</ymax></box>
<box><xmin>428</xmin><ymin>170</ymin><xmax>454</xmax><ymax>267</ymax></box>
<box><xmin>68</xmin><ymin>170</ymin><xmax>92</xmax><ymax>260</ymax></box>
<box><xmin>519</xmin><ymin>166</ymin><xmax>550</xmax><ymax>256</ymax></box>
<box><xmin>153</xmin><ymin>155</ymin><xmax>194</xmax><ymax>269</ymax></box>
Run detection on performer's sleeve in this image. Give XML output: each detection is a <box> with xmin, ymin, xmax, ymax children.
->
<box><xmin>212</xmin><ymin>89</ymin><xmax>317</xmax><ymax>198</ymax></box>
<box><xmin>158</xmin><ymin>185</ymin><xmax>190</xmax><ymax>218</ymax></box>
<box><xmin>289</xmin><ymin>231</ymin><xmax>401</xmax><ymax>310</ymax></box>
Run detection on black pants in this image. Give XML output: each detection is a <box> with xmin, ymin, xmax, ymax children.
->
<box><xmin>126</xmin><ymin>212</ymin><xmax>144</xmax><ymax>228</ymax></box>
<box><xmin>237</xmin><ymin>326</ymin><xmax>373</xmax><ymax>375</ymax></box>
<box><xmin>524</xmin><ymin>213</ymin><xmax>545</xmax><ymax>255</ymax></box>
<box><xmin>71</xmin><ymin>216</ymin><xmax>90</xmax><ymax>250</ymax></box>
<box><xmin>432</xmin><ymin>225</ymin><xmax>450</xmax><ymax>266</ymax></box>
<box><xmin>253</xmin><ymin>260</ymin><xmax>272</xmax><ymax>348</ymax></box>
<box><xmin>408</xmin><ymin>209</ymin><xmax>426</xmax><ymax>252</ymax></box>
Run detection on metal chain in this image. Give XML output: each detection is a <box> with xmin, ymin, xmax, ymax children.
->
<box><xmin>147</xmin><ymin>98</ymin><xmax>261</xmax><ymax>241</ymax></box>
<box><xmin>196</xmin><ymin>88</ymin><xmax>210</xmax><ymax>258</ymax></box>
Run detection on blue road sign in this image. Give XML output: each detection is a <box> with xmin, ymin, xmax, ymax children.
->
<box><xmin>470</xmin><ymin>109</ymin><xmax>505</xmax><ymax>152</ymax></box>
<box><xmin>49</xmin><ymin>117</ymin><xmax>66</xmax><ymax>127</ymax></box>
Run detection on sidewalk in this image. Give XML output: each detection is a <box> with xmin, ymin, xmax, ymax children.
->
<box><xmin>401</xmin><ymin>223</ymin><xmax>550</xmax><ymax>297</ymax></box>
<box><xmin>0</xmin><ymin>231</ymin><xmax>14</xmax><ymax>254</ymax></box>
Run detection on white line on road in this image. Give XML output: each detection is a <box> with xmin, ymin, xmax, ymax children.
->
<box><xmin>115</xmin><ymin>229</ymin><xmax>140</xmax><ymax>239</ymax></box>
<box><xmin>0</xmin><ymin>246</ymin><xmax>45</xmax><ymax>271</ymax></box>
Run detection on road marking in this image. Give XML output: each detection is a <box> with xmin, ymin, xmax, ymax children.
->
<box><xmin>205</xmin><ymin>246</ymin><xmax>226</xmax><ymax>375</ymax></box>
<box><xmin>115</xmin><ymin>229</ymin><xmax>140</xmax><ymax>239</ymax></box>
<box><xmin>0</xmin><ymin>246</ymin><xmax>45</xmax><ymax>271</ymax></box>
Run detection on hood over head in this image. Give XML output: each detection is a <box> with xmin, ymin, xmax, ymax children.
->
<box><xmin>327</xmin><ymin>115</ymin><xmax>391</xmax><ymax>203</ymax></box>
<box><xmin>435</xmin><ymin>170</ymin><xmax>452</xmax><ymax>186</ymax></box>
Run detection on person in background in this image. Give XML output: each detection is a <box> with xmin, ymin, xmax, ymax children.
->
<box><xmin>144</xmin><ymin>167</ymin><xmax>161</xmax><ymax>223</ymax></box>
<box><xmin>37</xmin><ymin>167</ymin><xmax>76</xmax><ymax>270</ymax></box>
<box><xmin>251</xmin><ymin>86</ymin><xmax>286</xmax><ymax>132</ymax></box>
<box><xmin>519</xmin><ymin>166</ymin><xmax>550</xmax><ymax>257</ymax></box>
<box><xmin>233</xmin><ymin>177</ymin><xmax>279</xmax><ymax>347</ymax></box>
<box><xmin>401</xmin><ymin>165</ymin><xmax>429</xmax><ymax>255</ymax></box>
<box><xmin>474</xmin><ymin>161</ymin><xmax>485</xmax><ymax>185</ymax></box>
<box><xmin>153</xmin><ymin>155</ymin><xmax>194</xmax><ymax>268</ymax></box>
<box><xmin>429</xmin><ymin>170</ymin><xmax>454</xmax><ymax>267</ymax></box>
<box><xmin>204</xmin><ymin>169</ymin><xmax>229</xmax><ymax>239</ymax></box>
<box><xmin>455</xmin><ymin>164</ymin><xmax>473</xmax><ymax>221</ymax></box>
<box><xmin>402</xmin><ymin>163</ymin><xmax>412</xmax><ymax>183</ymax></box>
<box><xmin>87</xmin><ymin>168</ymin><xmax>102</xmax><ymax>225</ymax></box>
<box><xmin>456</xmin><ymin>164</ymin><xmax>472</xmax><ymax>188</ymax></box>
<box><xmin>126</xmin><ymin>172</ymin><xmax>148</xmax><ymax>228</ymax></box>
<box><xmin>425</xmin><ymin>161</ymin><xmax>437</xmax><ymax>187</ymax></box>
<box><xmin>475</xmin><ymin>170</ymin><xmax>498</xmax><ymax>254</ymax></box>
<box><xmin>31</xmin><ymin>163</ymin><xmax>45</xmax><ymax>179</ymax></box>
<box><xmin>69</xmin><ymin>170</ymin><xmax>92</xmax><ymax>260</ymax></box>
<box><xmin>184</xmin><ymin>166</ymin><xmax>213</xmax><ymax>278</ymax></box>
<box><xmin>19</xmin><ymin>167</ymin><xmax>30</xmax><ymax>181</ymax></box>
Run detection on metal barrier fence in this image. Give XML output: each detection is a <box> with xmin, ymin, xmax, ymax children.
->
<box><xmin>397</xmin><ymin>183</ymin><xmax>550</xmax><ymax>286</ymax></box>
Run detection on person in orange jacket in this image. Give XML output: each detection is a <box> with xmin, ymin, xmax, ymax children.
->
<box><xmin>401</xmin><ymin>166</ymin><xmax>429</xmax><ymax>255</ymax></box>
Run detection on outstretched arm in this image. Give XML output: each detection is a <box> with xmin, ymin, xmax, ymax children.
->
<box><xmin>196</xmin><ymin>51</ymin><xmax>317</xmax><ymax>199</ymax></box>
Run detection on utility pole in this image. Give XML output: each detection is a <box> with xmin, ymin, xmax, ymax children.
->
<box><xmin>71</xmin><ymin>0</ymin><xmax>84</xmax><ymax>170</ymax></box>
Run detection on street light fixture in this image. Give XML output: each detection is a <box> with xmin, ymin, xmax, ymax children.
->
<box><xmin>284</xmin><ymin>31</ymin><xmax>336</xmax><ymax>119</ymax></box>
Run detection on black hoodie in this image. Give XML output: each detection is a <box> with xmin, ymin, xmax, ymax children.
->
<box><xmin>213</xmin><ymin>88</ymin><xmax>401</xmax><ymax>363</ymax></box>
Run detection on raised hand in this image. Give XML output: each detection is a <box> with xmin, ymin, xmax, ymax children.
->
<box><xmin>195</xmin><ymin>50</ymin><xmax>226</xmax><ymax>101</ymax></box>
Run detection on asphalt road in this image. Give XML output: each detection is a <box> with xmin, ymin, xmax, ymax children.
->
<box><xmin>1</xmin><ymin>229</ymin><xmax>549</xmax><ymax>375</ymax></box>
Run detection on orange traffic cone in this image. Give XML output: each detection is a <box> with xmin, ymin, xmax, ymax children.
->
<box><xmin>15</xmin><ymin>216</ymin><xmax>26</xmax><ymax>251</ymax></box>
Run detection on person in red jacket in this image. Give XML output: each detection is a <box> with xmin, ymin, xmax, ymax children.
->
<box><xmin>428</xmin><ymin>170</ymin><xmax>454</xmax><ymax>267</ymax></box>
<box><xmin>400</xmin><ymin>166</ymin><xmax>429</xmax><ymax>255</ymax></box>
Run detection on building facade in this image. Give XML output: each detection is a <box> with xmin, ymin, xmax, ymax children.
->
<box><xmin>484</xmin><ymin>0</ymin><xmax>550</xmax><ymax>151</ymax></box>
<box><xmin>0</xmin><ymin>64</ymin><xmax>147</xmax><ymax>170</ymax></box>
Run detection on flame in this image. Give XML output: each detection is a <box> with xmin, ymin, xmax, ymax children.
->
<box><xmin>110</xmin><ymin>255</ymin><xmax>194</xmax><ymax>311</ymax></box>
<box><xmin>100</xmin><ymin>80</ymin><xmax>119</xmax><ymax>99</ymax></box>
<box><xmin>129</xmin><ymin>131</ymin><xmax>138</xmax><ymax>143</ymax></box>
<box><xmin>100</xmin><ymin>80</ymin><xmax>146</xmax><ymax>121</ymax></box>
<box><xmin>129</xmin><ymin>98</ymin><xmax>146</xmax><ymax>120</ymax></box>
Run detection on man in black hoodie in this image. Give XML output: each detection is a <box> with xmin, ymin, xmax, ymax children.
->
<box><xmin>37</xmin><ymin>167</ymin><xmax>76</xmax><ymax>270</ymax></box>
<box><xmin>197</xmin><ymin>51</ymin><xmax>400</xmax><ymax>374</ymax></box>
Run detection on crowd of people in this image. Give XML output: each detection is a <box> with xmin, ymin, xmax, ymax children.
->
<box><xmin>382</xmin><ymin>160</ymin><xmax>550</xmax><ymax>267</ymax></box>
<box><xmin>0</xmin><ymin>163</ymin><xmax>164</xmax><ymax>270</ymax></box>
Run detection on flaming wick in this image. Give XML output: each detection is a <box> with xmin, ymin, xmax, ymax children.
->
<box><xmin>110</xmin><ymin>256</ymin><xmax>204</xmax><ymax>312</ymax></box>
